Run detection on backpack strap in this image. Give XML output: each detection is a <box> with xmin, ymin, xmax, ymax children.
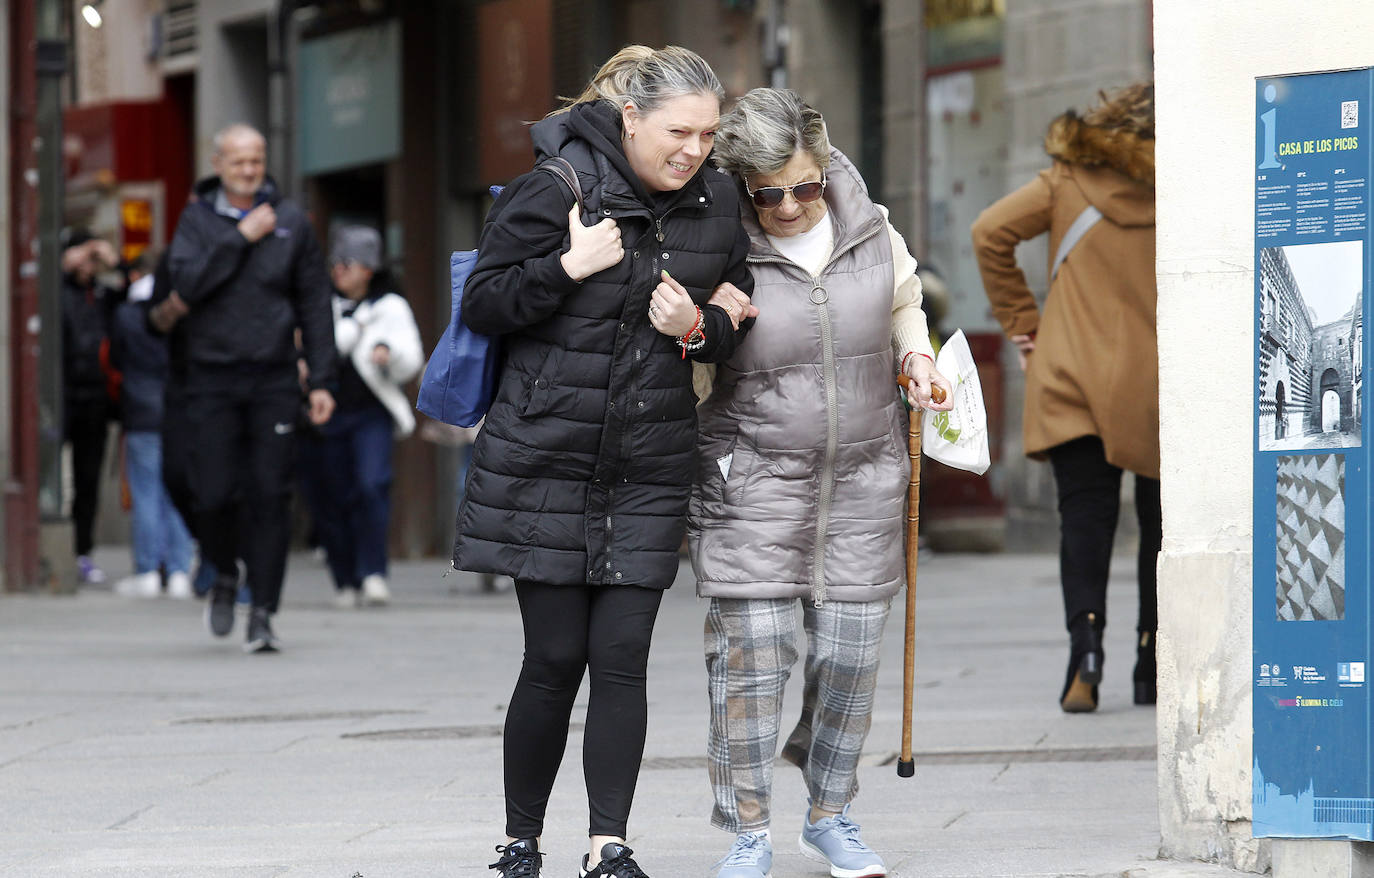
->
<box><xmin>1050</xmin><ymin>204</ymin><xmax>1102</xmax><ymax>282</ymax></box>
<box><xmin>535</xmin><ymin>156</ymin><xmax>585</xmax><ymax>210</ymax></box>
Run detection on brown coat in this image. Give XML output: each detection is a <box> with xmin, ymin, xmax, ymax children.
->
<box><xmin>971</xmin><ymin>114</ymin><xmax>1159</xmax><ymax>479</ymax></box>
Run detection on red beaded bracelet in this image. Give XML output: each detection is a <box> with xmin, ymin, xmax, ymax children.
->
<box><xmin>679</xmin><ymin>306</ymin><xmax>706</xmax><ymax>359</ymax></box>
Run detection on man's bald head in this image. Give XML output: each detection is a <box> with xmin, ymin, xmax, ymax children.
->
<box><xmin>211</xmin><ymin>124</ymin><xmax>268</xmax><ymax>207</ymax></box>
<box><xmin>213</xmin><ymin>123</ymin><xmax>266</xmax><ymax>156</ymax></box>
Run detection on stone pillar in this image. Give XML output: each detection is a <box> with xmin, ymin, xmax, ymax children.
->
<box><xmin>880</xmin><ymin>0</ymin><xmax>924</xmax><ymax>249</ymax></box>
<box><xmin>997</xmin><ymin>0</ymin><xmax>1152</xmax><ymax>551</ymax></box>
<box><xmin>1155</xmin><ymin>1</ymin><xmax>1374</xmax><ymax>873</ymax></box>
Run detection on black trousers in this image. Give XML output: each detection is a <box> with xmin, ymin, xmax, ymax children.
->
<box><xmin>185</xmin><ymin>373</ymin><xmax>299</xmax><ymax>613</ymax></box>
<box><xmin>505</xmin><ymin>581</ymin><xmax>664</xmax><ymax>839</ymax></box>
<box><xmin>161</xmin><ymin>381</ymin><xmax>197</xmax><ymax>537</ymax></box>
<box><xmin>65</xmin><ymin>398</ymin><xmax>110</xmax><ymax>557</ymax></box>
<box><xmin>1047</xmin><ymin>436</ymin><xmax>1161</xmax><ymax>634</ymax></box>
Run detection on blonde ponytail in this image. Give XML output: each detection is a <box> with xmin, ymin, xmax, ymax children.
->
<box><xmin>550</xmin><ymin>44</ymin><xmax>723</xmax><ymax>117</ymax></box>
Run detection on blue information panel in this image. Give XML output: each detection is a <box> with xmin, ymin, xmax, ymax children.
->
<box><xmin>1254</xmin><ymin>68</ymin><xmax>1373</xmax><ymax>841</ymax></box>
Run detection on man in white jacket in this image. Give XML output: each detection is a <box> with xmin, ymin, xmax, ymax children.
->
<box><xmin>314</xmin><ymin>225</ymin><xmax>423</xmax><ymax>607</ymax></box>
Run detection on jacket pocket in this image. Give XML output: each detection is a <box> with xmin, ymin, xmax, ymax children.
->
<box><xmin>519</xmin><ymin>347</ymin><xmax>559</xmax><ymax>418</ymax></box>
<box><xmin>721</xmin><ymin>424</ymin><xmax>760</xmax><ymax>507</ymax></box>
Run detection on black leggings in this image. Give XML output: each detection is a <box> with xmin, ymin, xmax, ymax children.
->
<box><xmin>1047</xmin><ymin>436</ymin><xmax>1161</xmax><ymax>634</ymax></box>
<box><xmin>504</xmin><ymin>581</ymin><xmax>664</xmax><ymax>839</ymax></box>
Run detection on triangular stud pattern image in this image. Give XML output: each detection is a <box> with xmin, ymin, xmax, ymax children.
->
<box><xmin>1274</xmin><ymin>453</ymin><xmax>1346</xmax><ymax>622</ymax></box>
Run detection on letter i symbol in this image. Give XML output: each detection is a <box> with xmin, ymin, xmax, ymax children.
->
<box><xmin>1260</xmin><ymin>83</ymin><xmax>1281</xmax><ymax>170</ymax></box>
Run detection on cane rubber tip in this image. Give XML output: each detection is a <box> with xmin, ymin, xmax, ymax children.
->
<box><xmin>897</xmin><ymin>759</ymin><xmax>915</xmax><ymax>778</ymax></box>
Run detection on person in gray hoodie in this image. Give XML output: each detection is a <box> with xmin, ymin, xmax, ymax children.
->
<box><xmin>688</xmin><ymin>89</ymin><xmax>953</xmax><ymax>878</ymax></box>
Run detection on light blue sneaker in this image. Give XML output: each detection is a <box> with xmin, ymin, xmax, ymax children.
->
<box><xmin>714</xmin><ymin>831</ymin><xmax>771</xmax><ymax>878</ymax></box>
<box><xmin>799</xmin><ymin>804</ymin><xmax>886</xmax><ymax>878</ymax></box>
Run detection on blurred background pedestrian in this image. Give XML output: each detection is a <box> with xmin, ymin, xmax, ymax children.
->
<box><xmin>109</xmin><ymin>251</ymin><xmax>195</xmax><ymax>599</ymax></box>
<box><xmin>314</xmin><ymin>224</ymin><xmax>422</xmax><ymax>608</ymax></box>
<box><xmin>971</xmin><ymin>82</ymin><xmax>1158</xmax><ymax>713</ymax></box>
<box><xmin>167</xmin><ymin>123</ymin><xmax>337</xmax><ymax>652</ymax></box>
<box><xmin>60</xmin><ymin>228</ymin><xmax>122</xmax><ymax>586</ymax></box>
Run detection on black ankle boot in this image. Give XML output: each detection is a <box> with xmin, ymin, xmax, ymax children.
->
<box><xmin>1060</xmin><ymin>612</ymin><xmax>1103</xmax><ymax>713</ymax></box>
<box><xmin>1133</xmin><ymin>630</ymin><xmax>1157</xmax><ymax>705</ymax></box>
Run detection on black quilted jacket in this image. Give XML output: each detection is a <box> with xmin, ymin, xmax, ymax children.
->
<box><xmin>166</xmin><ymin>176</ymin><xmax>336</xmax><ymax>390</ymax></box>
<box><xmin>452</xmin><ymin>101</ymin><xmax>754</xmax><ymax>588</ymax></box>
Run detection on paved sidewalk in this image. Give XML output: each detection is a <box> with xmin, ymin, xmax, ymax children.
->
<box><xmin>0</xmin><ymin>549</ymin><xmax>1253</xmax><ymax>878</ymax></box>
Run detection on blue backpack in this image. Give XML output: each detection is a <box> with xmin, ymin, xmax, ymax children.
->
<box><xmin>416</xmin><ymin>158</ymin><xmax>582</xmax><ymax>427</ymax></box>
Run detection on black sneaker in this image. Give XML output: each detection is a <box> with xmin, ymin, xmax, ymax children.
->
<box><xmin>243</xmin><ymin>607</ymin><xmax>279</xmax><ymax>653</ymax></box>
<box><xmin>489</xmin><ymin>838</ymin><xmax>542</xmax><ymax>877</ymax></box>
<box><xmin>579</xmin><ymin>843</ymin><xmax>648</xmax><ymax>878</ymax></box>
<box><xmin>205</xmin><ymin>579</ymin><xmax>237</xmax><ymax>637</ymax></box>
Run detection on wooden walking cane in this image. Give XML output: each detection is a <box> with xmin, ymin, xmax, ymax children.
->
<box><xmin>895</xmin><ymin>374</ymin><xmax>944</xmax><ymax>778</ymax></box>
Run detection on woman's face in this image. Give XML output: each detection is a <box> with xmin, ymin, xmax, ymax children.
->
<box><xmin>622</xmin><ymin>92</ymin><xmax>720</xmax><ymax>192</ymax></box>
<box><xmin>747</xmin><ymin>151</ymin><xmax>828</xmax><ymax>238</ymax></box>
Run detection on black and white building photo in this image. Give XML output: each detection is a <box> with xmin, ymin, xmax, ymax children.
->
<box><xmin>1258</xmin><ymin>241</ymin><xmax>1363</xmax><ymax>451</ymax></box>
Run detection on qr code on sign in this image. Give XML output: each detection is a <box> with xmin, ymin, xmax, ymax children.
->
<box><xmin>1342</xmin><ymin>100</ymin><xmax>1358</xmax><ymax>129</ymax></box>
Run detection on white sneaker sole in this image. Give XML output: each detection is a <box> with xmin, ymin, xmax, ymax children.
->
<box><xmin>798</xmin><ymin>836</ymin><xmax>886</xmax><ymax>878</ymax></box>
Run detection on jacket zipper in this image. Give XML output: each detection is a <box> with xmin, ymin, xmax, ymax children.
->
<box><xmin>812</xmin><ymin>281</ymin><xmax>838</xmax><ymax>606</ymax></box>
<box><xmin>748</xmin><ymin>222</ymin><xmax>883</xmax><ymax>606</ymax></box>
<box><xmin>600</xmin><ymin>199</ymin><xmax>701</xmax><ymax>584</ymax></box>
<box><xmin>609</xmin><ymin>210</ymin><xmax>664</xmax><ymax>584</ymax></box>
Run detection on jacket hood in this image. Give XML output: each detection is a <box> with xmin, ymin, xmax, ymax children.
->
<box><xmin>191</xmin><ymin>174</ymin><xmax>282</xmax><ymax>208</ymax></box>
<box><xmin>529</xmin><ymin>101</ymin><xmax>711</xmax><ymax>210</ymax></box>
<box><xmin>1044</xmin><ymin>112</ymin><xmax>1154</xmax><ymax>227</ymax></box>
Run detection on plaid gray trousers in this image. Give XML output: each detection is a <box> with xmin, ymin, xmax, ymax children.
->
<box><xmin>704</xmin><ymin>596</ymin><xmax>892</xmax><ymax>832</ymax></box>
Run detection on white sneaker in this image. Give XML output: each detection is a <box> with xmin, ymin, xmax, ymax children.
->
<box><xmin>166</xmin><ymin>571</ymin><xmax>193</xmax><ymax>600</ymax></box>
<box><xmin>334</xmin><ymin>588</ymin><xmax>360</xmax><ymax>609</ymax></box>
<box><xmin>361</xmin><ymin>574</ymin><xmax>391</xmax><ymax>606</ymax></box>
<box><xmin>114</xmin><ymin>571</ymin><xmax>161</xmax><ymax>598</ymax></box>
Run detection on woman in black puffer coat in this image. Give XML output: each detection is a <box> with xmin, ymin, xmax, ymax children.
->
<box><xmin>454</xmin><ymin>45</ymin><xmax>755</xmax><ymax>878</ymax></box>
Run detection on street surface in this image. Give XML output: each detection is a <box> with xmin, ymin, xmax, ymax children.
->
<box><xmin>1</xmin><ymin>549</ymin><xmax>1254</xmax><ymax>877</ymax></box>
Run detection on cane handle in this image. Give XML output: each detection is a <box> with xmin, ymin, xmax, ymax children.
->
<box><xmin>897</xmin><ymin>372</ymin><xmax>947</xmax><ymax>404</ymax></box>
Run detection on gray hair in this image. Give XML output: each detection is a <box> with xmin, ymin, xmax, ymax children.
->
<box><xmin>553</xmin><ymin>45</ymin><xmax>724</xmax><ymax>116</ymax></box>
<box><xmin>713</xmin><ymin>88</ymin><xmax>830</xmax><ymax>180</ymax></box>
<box><xmin>212</xmin><ymin>123</ymin><xmax>266</xmax><ymax>155</ymax></box>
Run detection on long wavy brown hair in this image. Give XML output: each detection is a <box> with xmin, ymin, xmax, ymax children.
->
<box><xmin>1081</xmin><ymin>82</ymin><xmax>1154</xmax><ymax>139</ymax></box>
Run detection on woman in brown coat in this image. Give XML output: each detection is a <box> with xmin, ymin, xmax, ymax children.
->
<box><xmin>971</xmin><ymin>83</ymin><xmax>1158</xmax><ymax>713</ymax></box>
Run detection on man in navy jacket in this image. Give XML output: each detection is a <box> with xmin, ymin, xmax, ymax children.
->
<box><xmin>167</xmin><ymin>123</ymin><xmax>336</xmax><ymax>652</ymax></box>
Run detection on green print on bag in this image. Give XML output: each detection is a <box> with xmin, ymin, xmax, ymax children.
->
<box><xmin>932</xmin><ymin>409</ymin><xmax>960</xmax><ymax>443</ymax></box>
<box><xmin>931</xmin><ymin>375</ymin><xmax>964</xmax><ymax>443</ymax></box>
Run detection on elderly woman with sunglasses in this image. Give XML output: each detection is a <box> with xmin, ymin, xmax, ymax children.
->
<box><xmin>689</xmin><ymin>88</ymin><xmax>953</xmax><ymax>878</ymax></box>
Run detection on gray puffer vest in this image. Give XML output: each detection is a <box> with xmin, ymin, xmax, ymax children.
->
<box><xmin>688</xmin><ymin>149</ymin><xmax>909</xmax><ymax>604</ymax></box>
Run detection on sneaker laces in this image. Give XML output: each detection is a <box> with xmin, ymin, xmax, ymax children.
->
<box><xmin>825</xmin><ymin>808</ymin><xmax>870</xmax><ymax>853</ymax></box>
<box><xmin>598</xmin><ymin>845</ymin><xmax>649</xmax><ymax>878</ymax></box>
<box><xmin>489</xmin><ymin>842</ymin><xmax>543</xmax><ymax>877</ymax></box>
<box><xmin>714</xmin><ymin>832</ymin><xmax>768</xmax><ymax>868</ymax></box>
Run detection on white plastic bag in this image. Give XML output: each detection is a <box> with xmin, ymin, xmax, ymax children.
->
<box><xmin>921</xmin><ymin>330</ymin><xmax>990</xmax><ymax>475</ymax></box>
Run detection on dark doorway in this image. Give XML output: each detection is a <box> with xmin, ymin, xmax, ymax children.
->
<box><xmin>1319</xmin><ymin>368</ymin><xmax>1342</xmax><ymax>433</ymax></box>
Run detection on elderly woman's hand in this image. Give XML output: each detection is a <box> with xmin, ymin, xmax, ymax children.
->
<box><xmin>707</xmin><ymin>282</ymin><xmax>758</xmax><ymax>330</ymax></box>
<box><xmin>904</xmin><ymin>354</ymin><xmax>955</xmax><ymax>411</ymax></box>
<box><xmin>649</xmin><ymin>270</ymin><xmax>702</xmax><ymax>337</ymax></box>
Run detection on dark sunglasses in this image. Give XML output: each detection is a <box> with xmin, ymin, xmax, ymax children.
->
<box><xmin>746</xmin><ymin>173</ymin><xmax>827</xmax><ymax>209</ymax></box>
